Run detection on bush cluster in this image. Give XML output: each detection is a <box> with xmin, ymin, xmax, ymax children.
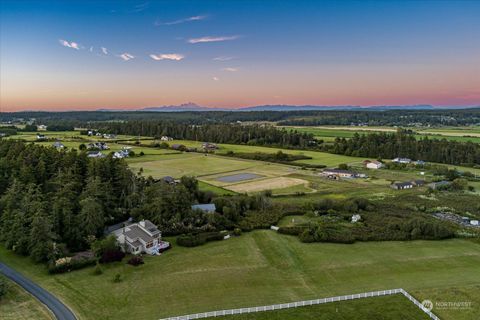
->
<box><xmin>176</xmin><ymin>232</ymin><xmax>224</xmax><ymax>247</ymax></box>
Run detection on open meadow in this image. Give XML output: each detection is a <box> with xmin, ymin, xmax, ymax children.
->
<box><xmin>279</xmin><ymin>125</ymin><xmax>480</xmax><ymax>144</ymax></box>
<box><xmin>0</xmin><ymin>278</ymin><xmax>54</xmax><ymax>320</ymax></box>
<box><xmin>0</xmin><ymin>231</ymin><xmax>478</xmax><ymax>320</ymax></box>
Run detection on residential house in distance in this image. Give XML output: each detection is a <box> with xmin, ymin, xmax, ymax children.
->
<box><xmin>161</xmin><ymin>176</ymin><xmax>175</xmax><ymax>184</ymax></box>
<box><xmin>111</xmin><ymin>220</ymin><xmax>170</xmax><ymax>255</ymax></box>
<box><xmin>37</xmin><ymin>124</ymin><xmax>47</xmax><ymax>131</ymax></box>
<box><xmin>364</xmin><ymin>160</ymin><xmax>383</xmax><ymax>169</ymax></box>
<box><xmin>428</xmin><ymin>181</ymin><xmax>451</xmax><ymax>190</ymax></box>
<box><xmin>113</xmin><ymin>147</ymin><xmax>131</xmax><ymax>159</ymax></box>
<box><xmin>202</xmin><ymin>142</ymin><xmax>218</xmax><ymax>151</ymax></box>
<box><xmin>102</xmin><ymin>133</ymin><xmax>117</xmax><ymax>139</ymax></box>
<box><xmin>321</xmin><ymin>169</ymin><xmax>358</xmax><ymax>179</ymax></box>
<box><xmin>390</xmin><ymin>180</ymin><xmax>425</xmax><ymax>190</ymax></box>
<box><xmin>36</xmin><ymin>134</ymin><xmax>46</xmax><ymax>140</ymax></box>
<box><xmin>160</xmin><ymin>136</ymin><xmax>173</xmax><ymax>141</ymax></box>
<box><xmin>87</xmin><ymin>151</ymin><xmax>105</xmax><ymax>158</ymax></box>
<box><xmin>351</xmin><ymin>214</ymin><xmax>361</xmax><ymax>223</ymax></box>
<box><xmin>52</xmin><ymin>141</ymin><xmax>65</xmax><ymax>149</ymax></box>
<box><xmin>171</xmin><ymin>143</ymin><xmax>186</xmax><ymax>151</ymax></box>
<box><xmin>191</xmin><ymin>203</ymin><xmax>216</xmax><ymax>213</ymax></box>
<box><xmin>87</xmin><ymin>142</ymin><xmax>109</xmax><ymax>150</ymax></box>
<box><xmin>392</xmin><ymin>157</ymin><xmax>412</xmax><ymax>164</ymax></box>
<box><xmin>414</xmin><ymin>160</ymin><xmax>426</xmax><ymax>166</ymax></box>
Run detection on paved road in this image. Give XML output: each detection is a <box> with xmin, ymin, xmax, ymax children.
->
<box><xmin>0</xmin><ymin>262</ymin><xmax>77</xmax><ymax>320</ymax></box>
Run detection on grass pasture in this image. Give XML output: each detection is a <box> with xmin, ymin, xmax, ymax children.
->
<box><xmin>0</xmin><ymin>232</ymin><xmax>479</xmax><ymax>320</ymax></box>
<box><xmin>216</xmin><ymin>294</ymin><xmax>430</xmax><ymax>319</ymax></box>
<box><xmin>0</xmin><ymin>278</ymin><xmax>54</xmax><ymax>320</ymax></box>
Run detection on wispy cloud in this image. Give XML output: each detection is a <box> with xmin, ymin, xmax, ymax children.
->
<box><xmin>118</xmin><ymin>53</ymin><xmax>135</xmax><ymax>61</ymax></box>
<box><xmin>101</xmin><ymin>47</ymin><xmax>108</xmax><ymax>55</ymax></box>
<box><xmin>132</xmin><ymin>2</ymin><xmax>150</xmax><ymax>13</ymax></box>
<box><xmin>212</xmin><ymin>76</ymin><xmax>220</xmax><ymax>81</ymax></box>
<box><xmin>155</xmin><ymin>15</ymin><xmax>207</xmax><ymax>26</ymax></box>
<box><xmin>222</xmin><ymin>67</ymin><xmax>238</xmax><ymax>72</ymax></box>
<box><xmin>213</xmin><ymin>56</ymin><xmax>234</xmax><ymax>61</ymax></box>
<box><xmin>188</xmin><ymin>35</ymin><xmax>240</xmax><ymax>44</ymax></box>
<box><xmin>59</xmin><ymin>39</ymin><xmax>80</xmax><ymax>50</ymax></box>
<box><xmin>149</xmin><ymin>53</ymin><xmax>184</xmax><ymax>61</ymax></box>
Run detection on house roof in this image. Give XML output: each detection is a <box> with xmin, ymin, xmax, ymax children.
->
<box><xmin>143</xmin><ymin>220</ymin><xmax>160</xmax><ymax>233</ymax></box>
<box><xmin>124</xmin><ymin>225</ymin><xmax>154</xmax><ymax>243</ymax></box>
<box><xmin>393</xmin><ymin>182</ymin><xmax>413</xmax><ymax>187</ymax></box>
<box><xmin>191</xmin><ymin>203</ymin><xmax>216</xmax><ymax>213</ymax></box>
<box><xmin>323</xmin><ymin>169</ymin><xmax>355</xmax><ymax>175</ymax></box>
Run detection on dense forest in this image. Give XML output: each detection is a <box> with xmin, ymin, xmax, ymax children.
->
<box><xmin>96</xmin><ymin>121</ymin><xmax>317</xmax><ymax>148</ymax></box>
<box><xmin>2</xmin><ymin>108</ymin><xmax>480</xmax><ymax>127</ymax></box>
<box><xmin>0</xmin><ymin>140</ymin><xmax>279</xmax><ymax>263</ymax></box>
<box><xmin>325</xmin><ymin>130</ymin><xmax>480</xmax><ymax>166</ymax></box>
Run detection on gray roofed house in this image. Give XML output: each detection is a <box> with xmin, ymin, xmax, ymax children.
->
<box><xmin>428</xmin><ymin>181</ymin><xmax>451</xmax><ymax>190</ymax></box>
<box><xmin>111</xmin><ymin>219</ymin><xmax>170</xmax><ymax>255</ymax></box>
<box><xmin>191</xmin><ymin>203</ymin><xmax>216</xmax><ymax>213</ymax></box>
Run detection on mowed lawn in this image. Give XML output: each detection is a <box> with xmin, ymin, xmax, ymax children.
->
<box><xmin>0</xmin><ymin>278</ymin><xmax>54</xmax><ymax>320</ymax></box>
<box><xmin>216</xmin><ymin>294</ymin><xmax>430</xmax><ymax>319</ymax></box>
<box><xmin>1</xmin><ymin>232</ymin><xmax>479</xmax><ymax>320</ymax></box>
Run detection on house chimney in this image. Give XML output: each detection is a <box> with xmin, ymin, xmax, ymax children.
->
<box><xmin>140</xmin><ymin>220</ymin><xmax>145</xmax><ymax>227</ymax></box>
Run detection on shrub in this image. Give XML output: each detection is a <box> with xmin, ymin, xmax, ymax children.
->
<box><xmin>176</xmin><ymin>232</ymin><xmax>224</xmax><ymax>247</ymax></box>
<box><xmin>278</xmin><ymin>226</ymin><xmax>305</xmax><ymax>236</ymax></box>
<box><xmin>92</xmin><ymin>263</ymin><xmax>103</xmax><ymax>275</ymax></box>
<box><xmin>48</xmin><ymin>256</ymin><xmax>97</xmax><ymax>274</ymax></box>
<box><xmin>100</xmin><ymin>250</ymin><xmax>125</xmax><ymax>263</ymax></box>
<box><xmin>113</xmin><ymin>273</ymin><xmax>122</xmax><ymax>283</ymax></box>
<box><xmin>233</xmin><ymin>228</ymin><xmax>242</xmax><ymax>236</ymax></box>
<box><xmin>0</xmin><ymin>276</ymin><xmax>8</xmax><ymax>299</ymax></box>
<box><xmin>127</xmin><ymin>256</ymin><xmax>144</xmax><ymax>266</ymax></box>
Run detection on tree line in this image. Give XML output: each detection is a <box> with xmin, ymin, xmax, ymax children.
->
<box><xmin>95</xmin><ymin>121</ymin><xmax>316</xmax><ymax>148</ymax></box>
<box><xmin>0</xmin><ymin>140</ymin><xmax>276</xmax><ymax>264</ymax></box>
<box><xmin>323</xmin><ymin>130</ymin><xmax>480</xmax><ymax>167</ymax></box>
<box><xmin>2</xmin><ymin>108</ymin><xmax>479</xmax><ymax>127</ymax></box>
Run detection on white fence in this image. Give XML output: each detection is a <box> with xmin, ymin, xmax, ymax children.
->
<box><xmin>160</xmin><ymin>288</ymin><xmax>440</xmax><ymax>320</ymax></box>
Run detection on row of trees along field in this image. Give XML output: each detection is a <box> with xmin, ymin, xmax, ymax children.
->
<box><xmin>2</xmin><ymin>108</ymin><xmax>480</xmax><ymax>126</ymax></box>
<box><xmin>0</xmin><ymin>140</ymin><xmax>277</xmax><ymax>263</ymax></box>
<box><xmin>95</xmin><ymin>121</ymin><xmax>316</xmax><ymax>148</ymax></box>
<box><xmin>323</xmin><ymin>130</ymin><xmax>480</xmax><ymax>167</ymax></box>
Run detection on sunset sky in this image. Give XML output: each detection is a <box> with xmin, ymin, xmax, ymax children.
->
<box><xmin>1</xmin><ymin>0</ymin><xmax>479</xmax><ymax>111</ymax></box>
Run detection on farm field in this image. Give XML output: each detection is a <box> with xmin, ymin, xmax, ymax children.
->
<box><xmin>280</xmin><ymin>125</ymin><xmax>480</xmax><ymax>144</ymax></box>
<box><xmin>0</xmin><ymin>278</ymin><xmax>54</xmax><ymax>320</ymax></box>
<box><xmin>215</xmin><ymin>294</ymin><xmax>430</xmax><ymax>319</ymax></box>
<box><xmin>0</xmin><ymin>232</ymin><xmax>478</xmax><ymax>320</ymax></box>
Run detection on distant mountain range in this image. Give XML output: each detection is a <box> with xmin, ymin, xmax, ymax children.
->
<box><xmin>136</xmin><ymin>103</ymin><xmax>441</xmax><ymax>112</ymax></box>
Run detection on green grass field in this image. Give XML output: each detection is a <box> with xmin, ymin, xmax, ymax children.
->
<box><xmin>1</xmin><ymin>231</ymin><xmax>479</xmax><ymax>320</ymax></box>
<box><xmin>0</xmin><ymin>278</ymin><xmax>54</xmax><ymax>320</ymax></box>
<box><xmin>279</xmin><ymin>125</ymin><xmax>480</xmax><ymax>144</ymax></box>
<box><xmin>216</xmin><ymin>294</ymin><xmax>430</xmax><ymax>319</ymax></box>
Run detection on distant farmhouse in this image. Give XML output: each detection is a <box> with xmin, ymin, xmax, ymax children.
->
<box><xmin>364</xmin><ymin>160</ymin><xmax>383</xmax><ymax>169</ymax></box>
<box><xmin>160</xmin><ymin>136</ymin><xmax>173</xmax><ymax>141</ymax></box>
<box><xmin>110</xmin><ymin>220</ymin><xmax>170</xmax><ymax>255</ymax></box>
<box><xmin>37</xmin><ymin>124</ymin><xmax>47</xmax><ymax>131</ymax></box>
<box><xmin>52</xmin><ymin>141</ymin><xmax>65</xmax><ymax>149</ymax></box>
<box><xmin>392</xmin><ymin>157</ymin><xmax>412</xmax><ymax>164</ymax></box>
<box><xmin>113</xmin><ymin>147</ymin><xmax>131</xmax><ymax>159</ymax></box>
<box><xmin>88</xmin><ymin>142</ymin><xmax>109</xmax><ymax>150</ymax></box>
<box><xmin>87</xmin><ymin>151</ymin><xmax>105</xmax><ymax>158</ymax></box>
<box><xmin>321</xmin><ymin>169</ymin><xmax>365</xmax><ymax>179</ymax></box>
<box><xmin>202</xmin><ymin>142</ymin><xmax>218</xmax><ymax>151</ymax></box>
<box><xmin>171</xmin><ymin>143</ymin><xmax>186</xmax><ymax>150</ymax></box>
<box><xmin>390</xmin><ymin>180</ymin><xmax>425</xmax><ymax>190</ymax></box>
<box><xmin>428</xmin><ymin>181</ymin><xmax>451</xmax><ymax>190</ymax></box>
<box><xmin>191</xmin><ymin>203</ymin><xmax>216</xmax><ymax>213</ymax></box>
<box><xmin>36</xmin><ymin>134</ymin><xmax>46</xmax><ymax>140</ymax></box>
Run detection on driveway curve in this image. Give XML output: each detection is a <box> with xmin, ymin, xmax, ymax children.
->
<box><xmin>0</xmin><ymin>262</ymin><xmax>77</xmax><ymax>320</ymax></box>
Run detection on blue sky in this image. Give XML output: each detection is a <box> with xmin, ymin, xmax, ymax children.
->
<box><xmin>1</xmin><ymin>0</ymin><xmax>479</xmax><ymax>110</ymax></box>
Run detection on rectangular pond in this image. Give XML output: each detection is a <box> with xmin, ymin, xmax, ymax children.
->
<box><xmin>216</xmin><ymin>173</ymin><xmax>264</xmax><ymax>183</ymax></box>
